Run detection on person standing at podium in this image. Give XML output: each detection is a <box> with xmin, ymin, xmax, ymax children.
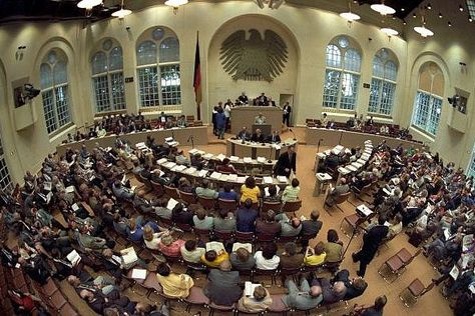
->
<box><xmin>282</xmin><ymin>102</ymin><xmax>292</xmax><ymax>127</ymax></box>
<box><xmin>274</xmin><ymin>145</ymin><xmax>297</xmax><ymax>177</ymax></box>
<box><xmin>254</xmin><ymin>112</ymin><xmax>267</xmax><ymax>124</ymax></box>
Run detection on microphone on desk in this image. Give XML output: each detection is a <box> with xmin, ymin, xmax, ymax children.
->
<box><xmin>171</xmin><ymin>130</ymin><xmax>175</xmax><ymax>139</ymax></box>
<box><xmin>289</xmin><ymin>128</ymin><xmax>297</xmax><ymax>141</ymax></box>
<box><xmin>317</xmin><ymin>138</ymin><xmax>323</xmax><ymax>153</ymax></box>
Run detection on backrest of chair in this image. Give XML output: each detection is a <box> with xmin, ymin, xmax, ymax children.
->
<box><xmin>198</xmin><ymin>196</ymin><xmax>216</xmax><ymax>210</ymax></box>
<box><xmin>262</xmin><ymin>201</ymin><xmax>282</xmax><ymax>213</ymax></box>
<box><xmin>280</xmin><ymin>266</ymin><xmax>303</xmax><ymax>276</ymax></box>
<box><xmin>176</xmin><ymin>222</ymin><xmax>193</xmax><ymax>232</ymax></box>
<box><xmin>282</xmin><ymin>200</ymin><xmax>302</xmax><ymax>213</ymax></box>
<box><xmin>214</xmin><ymin>230</ymin><xmax>234</xmax><ymax>240</ymax></box>
<box><xmin>218</xmin><ymin>198</ymin><xmax>238</xmax><ymax>211</ymax></box>
<box><xmin>254</xmin><ymin>268</ymin><xmax>278</xmax><ymax>276</ymax></box>
<box><xmin>194</xmin><ymin>228</ymin><xmax>211</xmax><ymax>240</ymax></box>
<box><xmin>135</xmin><ymin>173</ymin><xmax>143</xmax><ymax>184</ymax></box>
<box><xmin>179</xmin><ymin>190</ymin><xmax>196</xmax><ymax>205</ymax></box>
<box><xmin>186</xmin><ymin>115</ymin><xmax>195</xmax><ymax>121</ymax></box>
<box><xmin>151</xmin><ymin>180</ymin><xmax>164</xmax><ymax>197</ymax></box>
<box><xmin>164</xmin><ymin>185</ymin><xmax>179</xmax><ymax>200</ymax></box>
<box><xmin>335</xmin><ymin>192</ymin><xmax>351</xmax><ymax>205</ymax></box>
<box><xmin>235</xmin><ymin>231</ymin><xmax>255</xmax><ymax>242</ymax></box>
<box><xmin>255</xmin><ymin>232</ymin><xmax>276</xmax><ymax>243</ymax></box>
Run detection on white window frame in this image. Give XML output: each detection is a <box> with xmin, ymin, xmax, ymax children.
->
<box><xmin>368</xmin><ymin>51</ymin><xmax>398</xmax><ymax>116</ymax></box>
<box><xmin>411</xmin><ymin>90</ymin><xmax>443</xmax><ymax>136</ymax></box>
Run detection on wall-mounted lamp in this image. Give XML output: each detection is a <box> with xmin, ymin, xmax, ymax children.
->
<box><xmin>16</xmin><ymin>46</ymin><xmax>26</xmax><ymax>61</ymax></box>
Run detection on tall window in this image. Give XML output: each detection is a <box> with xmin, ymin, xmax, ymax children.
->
<box><xmin>368</xmin><ymin>49</ymin><xmax>398</xmax><ymax>115</ymax></box>
<box><xmin>136</xmin><ymin>27</ymin><xmax>181</xmax><ymax>107</ymax></box>
<box><xmin>322</xmin><ymin>36</ymin><xmax>361</xmax><ymax>110</ymax></box>
<box><xmin>40</xmin><ymin>50</ymin><xmax>72</xmax><ymax>134</ymax></box>
<box><xmin>91</xmin><ymin>39</ymin><xmax>126</xmax><ymax>113</ymax></box>
<box><xmin>0</xmin><ymin>136</ymin><xmax>12</xmax><ymax>193</ymax></box>
<box><xmin>411</xmin><ymin>62</ymin><xmax>444</xmax><ymax>136</ymax></box>
<box><xmin>468</xmin><ymin>143</ymin><xmax>475</xmax><ymax>177</ymax></box>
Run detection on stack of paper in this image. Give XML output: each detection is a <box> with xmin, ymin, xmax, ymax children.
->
<box><xmin>172</xmin><ymin>165</ymin><xmax>187</xmax><ymax>172</ymax></box>
<box><xmin>206</xmin><ymin>241</ymin><xmax>225</xmax><ymax>253</ymax></box>
<box><xmin>257</xmin><ymin>157</ymin><xmax>266</xmax><ymax>163</ymax></box>
<box><xmin>167</xmin><ymin>198</ymin><xmax>180</xmax><ymax>210</ymax></box>
<box><xmin>163</xmin><ymin>161</ymin><xmax>177</xmax><ymax>169</ymax></box>
<box><xmin>198</xmin><ymin>170</ymin><xmax>208</xmax><ymax>177</ymax></box>
<box><xmin>157</xmin><ymin>158</ymin><xmax>168</xmax><ymax>165</ymax></box>
<box><xmin>135</xmin><ymin>142</ymin><xmax>146</xmax><ymax>149</ymax></box>
<box><xmin>184</xmin><ymin>167</ymin><xmax>197</xmax><ymax>175</ymax></box>
<box><xmin>210</xmin><ymin>172</ymin><xmax>222</xmax><ymax>180</ymax></box>
<box><xmin>131</xmin><ymin>268</ymin><xmax>147</xmax><ymax>280</ymax></box>
<box><xmin>120</xmin><ymin>247</ymin><xmax>138</xmax><ymax>265</ymax></box>
<box><xmin>237</xmin><ymin>176</ymin><xmax>247</xmax><ymax>183</ymax></box>
<box><xmin>188</xmin><ymin>149</ymin><xmax>199</xmax><ymax>155</ymax></box>
<box><xmin>203</xmin><ymin>153</ymin><xmax>214</xmax><ymax>160</ymax></box>
<box><xmin>220</xmin><ymin>174</ymin><xmax>229</xmax><ymax>182</ymax></box>
<box><xmin>65</xmin><ymin>186</ymin><xmax>75</xmax><ymax>193</ymax></box>
<box><xmin>228</xmin><ymin>174</ymin><xmax>238</xmax><ymax>182</ymax></box>
<box><xmin>165</xmin><ymin>137</ymin><xmax>174</xmax><ymax>142</ymax></box>
<box><xmin>229</xmin><ymin>156</ymin><xmax>239</xmax><ymax>162</ymax></box>
<box><xmin>216</xmin><ymin>154</ymin><xmax>226</xmax><ymax>161</ymax></box>
<box><xmin>263</xmin><ymin>176</ymin><xmax>273</xmax><ymax>184</ymax></box>
<box><xmin>277</xmin><ymin>176</ymin><xmax>287</xmax><ymax>183</ymax></box>
<box><xmin>243</xmin><ymin>157</ymin><xmax>253</xmax><ymax>163</ymax></box>
<box><xmin>66</xmin><ymin>250</ymin><xmax>81</xmax><ymax>266</ymax></box>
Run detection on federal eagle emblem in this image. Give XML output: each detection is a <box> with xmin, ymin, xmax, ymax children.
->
<box><xmin>220</xmin><ymin>29</ymin><xmax>288</xmax><ymax>82</ymax></box>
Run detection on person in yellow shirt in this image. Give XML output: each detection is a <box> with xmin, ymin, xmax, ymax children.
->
<box><xmin>201</xmin><ymin>249</ymin><xmax>230</xmax><ymax>268</ymax></box>
<box><xmin>240</xmin><ymin>176</ymin><xmax>261</xmax><ymax>203</ymax></box>
<box><xmin>304</xmin><ymin>241</ymin><xmax>327</xmax><ymax>266</ymax></box>
<box><xmin>156</xmin><ymin>263</ymin><xmax>194</xmax><ymax>298</ymax></box>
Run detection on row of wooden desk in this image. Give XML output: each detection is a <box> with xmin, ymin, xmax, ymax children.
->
<box><xmin>226</xmin><ymin>138</ymin><xmax>297</xmax><ymax>160</ymax></box>
<box><xmin>305</xmin><ymin>127</ymin><xmax>424</xmax><ymax>150</ymax></box>
<box><xmin>56</xmin><ymin>126</ymin><xmax>209</xmax><ymax>157</ymax></box>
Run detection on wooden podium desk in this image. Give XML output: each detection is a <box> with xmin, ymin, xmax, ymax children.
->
<box><xmin>226</xmin><ymin>138</ymin><xmax>297</xmax><ymax>160</ymax></box>
<box><xmin>56</xmin><ymin>126</ymin><xmax>208</xmax><ymax>157</ymax></box>
<box><xmin>231</xmin><ymin>106</ymin><xmax>282</xmax><ymax>135</ymax></box>
<box><xmin>305</xmin><ymin>127</ymin><xmax>424</xmax><ymax>150</ymax></box>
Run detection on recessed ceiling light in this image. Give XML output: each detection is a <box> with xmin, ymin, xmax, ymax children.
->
<box><xmin>340</xmin><ymin>12</ymin><xmax>361</xmax><ymax>22</ymax></box>
<box><xmin>438</xmin><ymin>12</ymin><xmax>443</xmax><ymax>18</ymax></box>
<box><xmin>448</xmin><ymin>21</ymin><xmax>452</xmax><ymax>26</ymax></box>
<box><xmin>414</xmin><ymin>25</ymin><xmax>434</xmax><ymax>37</ymax></box>
<box><xmin>381</xmin><ymin>28</ymin><xmax>399</xmax><ymax>36</ymax></box>
<box><xmin>469</xmin><ymin>17</ymin><xmax>473</xmax><ymax>22</ymax></box>
<box><xmin>427</xmin><ymin>3</ymin><xmax>432</xmax><ymax>10</ymax></box>
<box><xmin>413</xmin><ymin>13</ymin><xmax>417</xmax><ymax>18</ymax></box>
<box><xmin>401</xmin><ymin>8</ymin><xmax>405</xmax><ymax>12</ymax></box>
<box><xmin>459</xmin><ymin>5</ymin><xmax>464</xmax><ymax>12</ymax></box>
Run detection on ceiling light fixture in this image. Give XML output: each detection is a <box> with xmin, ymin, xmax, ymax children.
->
<box><xmin>370</xmin><ymin>1</ymin><xmax>396</xmax><ymax>15</ymax></box>
<box><xmin>448</xmin><ymin>21</ymin><xmax>452</xmax><ymax>26</ymax></box>
<box><xmin>469</xmin><ymin>17</ymin><xmax>473</xmax><ymax>22</ymax></box>
<box><xmin>381</xmin><ymin>27</ymin><xmax>399</xmax><ymax>36</ymax></box>
<box><xmin>459</xmin><ymin>5</ymin><xmax>464</xmax><ymax>11</ymax></box>
<box><xmin>413</xmin><ymin>13</ymin><xmax>417</xmax><ymax>18</ymax></box>
<box><xmin>164</xmin><ymin>0</ymin><xmax>189</xmax><ymax>8</ymax></box>
<box><xmin>414</xmin><ymin>25</ymin><xmax>434</xmax><ymax>37</ymax></box>
<box><xmin>427</xmin><ymin>3</ymin><xmax>432</xmax><ymax>10</ymax></box>
<box><xmin>112</xmin><ymin>0</ymin><xmax>131</xmax><ymax>19</ymax></box>
<box><xmin>340</xmin><ymin>0</ymin><xmax>360</xmax><ymax>21</ymax></box>
<box><xmin>438</xmin><ymin>12</ymin><xmax>443</xmax><ymax>18</ymax></box>
<box><xmin>77</xmin><ymin>0</ymin><xmax>102</xmax><ymax>10</ymax></box>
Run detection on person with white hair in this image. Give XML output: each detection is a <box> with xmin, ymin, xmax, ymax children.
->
<box><xmin>283</xmin><ymin>276</ymin><xmax>323</xmax><ymax>310</ymax></box>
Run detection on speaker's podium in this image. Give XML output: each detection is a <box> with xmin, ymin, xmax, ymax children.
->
<box><xmin>252</xmin><ymin>124</ymin><xmax>272</xmax><ymax>136</ymax></box>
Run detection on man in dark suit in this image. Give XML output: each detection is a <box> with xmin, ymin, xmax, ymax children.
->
<box><xmin>352</xmin><ymin>216</ymin><xmax>389</xmax><ymax>277</ymax></box>
<box><xmin>204</xmin><ymin>260</ymin><xmax>242</xmax><ymax>306</ymax></box>
<box><xmin>282</xmin><ymin>102</ymin><xmax>292</xmax><ymax>127</ymax></box>
<box><xmin>267</xmin><ymin>130</ymin><xmax>281</xmax><ymax>143</ymax></box>
<box><xmin>332</xmin><ymin>269</ymin><xmax>368</xmax><ymax>300</ymax></box>
<box><xmin>257</xmin><ymin>93</ymin><xmax>268</xmax><ymax>106</ymax></box>
<box><xmin>300</xmin><ymin>210</ymin><xmax>323</xmax><ymax>248</ymax></box>
<box><xmin>251</xmin><ymin>128</ymin><xmax>265</xmax><ymax>143</ymax></box>
<box><xmin>274</xmin><ymin>145</ymin><xmax>297</xmax><ymax>177</ymax></box>
<box><xmin>236</xmin><ymin>126</ymin><xmax>251</xmax><ymax>141</ymax></box>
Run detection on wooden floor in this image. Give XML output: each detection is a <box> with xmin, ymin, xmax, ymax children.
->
<box><xmin>55</xmin><ymin>127</ymin><xmax>453</xmax><ymax>316</ymax></box>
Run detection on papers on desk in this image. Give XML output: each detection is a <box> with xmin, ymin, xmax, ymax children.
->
<box><xmin>450</xmin><ymin>265</ymin><xmax>460</xmax><ymax>280</ymax></box>
<box><xmin>184</xmin><ymin>167</ymin><xmax>197</xmax><ymax>175</ymax></box>
<box><xmin>232</xmin><ymin>242</ymin><xmax>252</xmax><ymax>253</ymax></box>
<box><xmin>324</xmin><ymin>150</ymin><xmax>331</xmax><ymax>155</ymax></box>
<box><xmin>361</xmin><ymin>153</ymin><xmax>370</xmax><ymax>160</ymax></box>
<box><xmin>216</xmin><ymin>154</ymin><xmax>226</xmax><ymax>161</ymax></box>
<box><xmin>338</xmin><ymin>166</ymin><xmax>351</xmax><ymax>175</ymax></box>
<box><xmin>65</xmin><ymin>186</ymin><xmax>75</xmax><ymax>193</ymax></box>
<box><xmin>356</xmin><ymin>204</ymin><xmax>373</xmax><ymax>217</ymax></box>
<box><xmin>257</xmin><ymin>157</ymin><xmax>266</xmax><ymax>163</ymax></box>
<box><xmin>277</xmin><ymin>176</ymin><xmax>288</xmax><ymax>183</ymax></box>
<box><xmin>198</xmin><ymin>170</ymin><xmax>208</xmax><ymax>178</ymax></box>
<box><xmin>206</xmin><ymin>241</ymin><xmax>225</xmax><ymax>253</ymax></box>
<box><xmin>317</xmin><ymin>152</ymin><xmax>326</xmax><ymax>158</ymax></box>
<box><xmin>188</xmin><ymin>149</ymin><xmax>199</xmax><ymax>155</ymax></box>
<box><xmin>163</xmin><ymin>161</ymin><xmax>177</xmax><ymax>169</ymax></box>
<box><xmin>66</xmin><ymin>249</ymin><xmax>81</xmax><ymax>266</ymax></box>
<box><xmin>131</xmin><ymin>268</ymin><xmax>147</xmax><ymax>280</ymax></box>
<box><xmin>316</xmin><ymin>173</ymin><xmax>332</xmax><ymax>181</ymax></box>
<box><xmin>227</xmin><ymin>174</ymin><xmax>238</xmax><ymax>182</ymax></box>
<box><xmin>210</xmin><ymin>172</ymin><xmax>222</xmax><ymax>180</ymax></box>
<box><xmin>243</xmin><ymin>157</ymin><xmax>253</xmax><ymax>163</ymax></box>
<box><xmin>157</xmin><ymin>158</ymin><xmax>168</xmax><ymax>165</ymax></box>
<box><xmin>167</xmin><ymin>198</ymin><xmax>180</xmax><ymax>210</ymax></box>
<box><xmin>469</xmin><ymin>282</ymin><xmax>475</xmax><ymax>294</ymax></box>
<box><xmin>203</xmin><ymin>153</ymin><xmax>214</xmax><ymax>160</ymax></box>
<box><xmin>443</xmin><ymin>229</ymin><xmax>454</xmax><ymax>241</ymax></box>
<box><xmin>244</xmin><ymin>281</ymin><xmax>261</xmax><ymax>298</ymax></box>
<box><xmin>263</xmin><ymin>176</ymin><xmax>273</xmax><ymax>184</ymax></box>
<box><xmin>237</xmin><ymin>176</ymin><xmax>247</xmax><ymax>183</ymax></box>
<box><xmin>172</xmin><ymin>165</ymin><xmax>187</xmax><ymax>172</ymax></box>
<box><xmin>229</xmin><ymin>156</ymin><xmax>239</xmax><ymax>162</ymax></box>
<box><xmin>271</xmin><ymin>143</ymin><xmax>281</xmax><ymax>150</ymax></box>
<box><xmin>364</xmin><ymin>140</ymin><xmax>372</xmax><ymax>144</ymax></box>
<box><xmin>331</xmin><ymin>145</ymin><xmax>344</xmax><ymax>155</ymax></box>
<box><xmin>136</xmin><ymin>142</ymin><xmax>146</xmax><ymax>149</ymax></box>
<box><xmin>72</xmin><ymin>203</ymin><xmax>80</xmax><ymax>212</ymax></box>
<box><xmin>165</xmin><ymin>137</ymin><xmax>174</xmax><ymax>142</ymax></box>
<box><xmin>220</xmin><ymin>174</ymin><xmax>229</xmax><ymax>182</ymax></box>
<box><xmin>120</xmin><ymin>247</ymin><xmax>138</xmax><ymax>266</ymax></box>
<box><xmin>44</xmin><ymin>181</ymin><xmax>52</xmax><ymax>191</ymax></box>
<box><xmin>351</xmin><ymin>162</ymin><xmax>363</xmax><ymax>169</ymax></box>
<box><xmin>346</xmin><ymin>165</ymin><xmax>358</xmax><ymax>172</ymax></box>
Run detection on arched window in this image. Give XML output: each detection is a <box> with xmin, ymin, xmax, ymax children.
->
<box><xmin>136</xmin><ymin>27</ymin><xmax>181</xmax><ymax>107</ymax></box>
<box><xmin>368</xmin><ymin>49</ymin><xmax>398</xmax><ymax>115</ymax></box>
<box><xmin>322</xmin><ymin>36</ymin><xmax>361</xmax><ymax>110</ymax></box>
<box><xmin>411</xmin><ymin>62</ymin><xmax>444</xmax><ymax>136</ymax></box>
<box><xmin>91</xmin><ymin>39</ymin><xmax>125</xmax><ymax>113</ymax></box>
<box><xmin>0</xmin><ymin>136</ymin><xmax>12</xmax><ymax>192</ymax></box>
<box><xmin>40</xmin><ymin>49</ymin><xmax>72</xmax><ymax>134</ymax></box>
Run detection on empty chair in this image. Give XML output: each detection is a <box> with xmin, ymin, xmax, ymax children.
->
<box><xmin>198</xmin><ymin>196</ymin><xmax>216</xmax><ymax>210</ymax></box>
<box><xmin>261</xmin><ymin>201</ymin><xmax>282</xmax><ymax>214</ymax></box>
<box><xmin>194</xmin><ymin>227</ymin><xmax>212</xmax><ymax>241</ymax></box>
<box><xmin>252</xmin><ymin>268</ymin><xmax>278</xmax><ymax>286</ymax></box>
<box><xmin>281</xmin><ymin>199</ymin><xmax>302</xmax><ymax>214</ymax></box>
<box><xmin>151</xmin><ymin>180</ymin><xmax>165</xmax><ymax>197</ymax></box>
<box><xmin>208</xmin><ymin>302</ymin><xmax>236</xmax><ymax>316</ymax></box>
<box><xmin>324</xmin><ymin>191</ymin><xmax>351</xmax><ymax>215</ymax></box>
<box><xmin>235</xmin><ymin>231</ymin><xmax>255</xmax><ymax>243</ymax></box>
<box><xmin>340</xmin><ymin>212</ymin><xmax>376</xmax><ymax>238</ymax></box>
<box><xmin>397</xmin><ymin>248</ymin><xmax>422</xmax><ymax>265</ymax></box>
<box><xmin>378</xmin><ymin>254</ymin><xmax>405</xmax><ymax>283</ymax></box>
<box><xmin>268</xmin><ymin>294</ymin><xmax>290</xmax><ymax>315</ymax></box>
<box><xmin>399</xmin><ymin>278</ymin><xmax>436</xmax><ymax>307</ymax></box>
<box><xmin>184</xmin><ymin>286</ymin><xmax>210</xmax><ymax>312</ymax></box>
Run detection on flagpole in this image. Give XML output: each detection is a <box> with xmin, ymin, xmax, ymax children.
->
<box><xmin>193</xmin><ymin>31</ymin><xmax>202</xmax><ymax>121</ymax></box>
